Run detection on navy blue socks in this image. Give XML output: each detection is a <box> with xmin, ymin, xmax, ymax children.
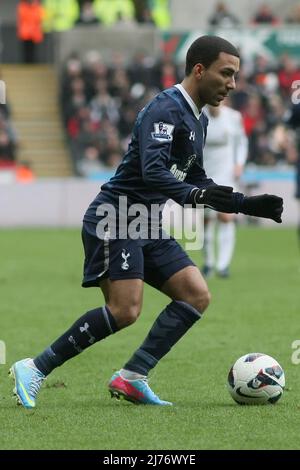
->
<box><xmin>34</xmin><ymin>306</ymin><xmax>118</xmax><ymax>376</ymax></box>
<box><xmin>123</xmin><ymin>300</ymin><xmax>201</xmax><ymax>376</ymax></box>
<box><xmin>34</xmin><ymin>301</ymin><xmax>201</xmax><ymax>378</ymax></box>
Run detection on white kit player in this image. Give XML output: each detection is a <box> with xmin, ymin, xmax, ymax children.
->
<box><xmin>202</xmin><ymin>103</ymin><xmax>248</xmax><ymax>277</ymax></box>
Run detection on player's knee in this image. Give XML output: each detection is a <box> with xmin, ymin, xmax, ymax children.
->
<box><xmin>202</xmin><ymin>289</ymin><xmax>211</xmax><ymax>311</ymax></box>
<box><xmin>122</xmin><ymin>304</ymin><xmax>141</xmax><ymax>327</ymax></box>
<box><xmin>189</xmin><ymin>288</ymin><xmax>211</xmax><ymax>313</ymax></box>
<box><xmin>108</xmin><ymin>303</ymin><xmax>141</xmax><ymax>328</ymax></box>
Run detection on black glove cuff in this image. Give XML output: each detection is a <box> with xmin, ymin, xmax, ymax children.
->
<box><xmin>186</xmin><ymin>186</ymin><xmax>217</xmax><ymax>206</ymax></box>
<box><xmin>187</xmin><ymin>188</ymin><xmax>245</xmax><ymax>213</ymax></box>
<box><xmin>233</xmin><ymin>192</ymin><xmax>245</xmax><ymax>213</ymax></box>
<box><xmin>239</xmin><ymin>195</ymin><xmax>254</xmax><ymax>215</ymax></box>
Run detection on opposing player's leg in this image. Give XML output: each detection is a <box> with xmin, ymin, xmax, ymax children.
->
<box><xmin>202</xmin><ymin>209</ymin><xmax>216</xmax><ymax>277</ymax></box>
<box><xmin>216</xmin><ymin>212</ymin><xmax>236</xmax><ymax>277</ymax></box>
<box><xmin>111</xmin><ymin>238</ymin><xmax>211</xmax><ymax>405</ymax></box>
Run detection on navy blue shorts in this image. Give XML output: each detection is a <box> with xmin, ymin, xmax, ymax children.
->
<box><xmin>81</xmin><ymin>221</ymin><xmax>195</xmax><ymax>290</ymax></box>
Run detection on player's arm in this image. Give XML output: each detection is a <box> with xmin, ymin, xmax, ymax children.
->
<box><xmin>186</xmin><ymin>186</ymin><xmax>283</xmax><ymax>223</ymax></box>
<box><xmin>186</xmin><ymin>159</ymin><xmax>283</xmax><ymax>223</ymax></box>
<box><xmin>139</xmin><ymin>100</ymin><xmax>200</xmax><ymax>206</ymax></box>
<box><xmin>185</xmin><ymin>112</ymin><xmax>283</xmax><ymax>223</ymax></box>
<box><xmin>139</xmin><ymin>100</ymin><xmax>283</xmax><ymax>223</ymax></box>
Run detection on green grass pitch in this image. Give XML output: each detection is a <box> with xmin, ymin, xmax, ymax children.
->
<box><xmin>0</xmin><ymin>226</ymin><xmax>299</xmax><ymax>450</ymax></box>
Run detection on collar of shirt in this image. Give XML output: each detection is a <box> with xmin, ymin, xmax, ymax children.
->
<box><xmin>175</xmin><ymin>83</ymin><xmax>202</xmax><ymax>120</ymax></box>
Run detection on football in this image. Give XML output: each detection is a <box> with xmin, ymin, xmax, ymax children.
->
<box><xmin>227</xmin><ymin>353</ymin><xmax>285</xmax><ymax>405</ymax></box>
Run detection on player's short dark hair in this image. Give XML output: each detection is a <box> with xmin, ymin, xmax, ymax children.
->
<box><xmin>185</xmin><ymin>35</ymin><xmax>240</xmax><ymax>75</ymax></box>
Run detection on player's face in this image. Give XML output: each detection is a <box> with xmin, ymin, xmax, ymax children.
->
<box><xmin>197</xmin><ymin>52</ymin><xmax>240</xmax><ymax>106</ymax></box>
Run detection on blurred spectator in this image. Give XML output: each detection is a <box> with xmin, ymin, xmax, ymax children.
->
<box><xmin>0</xmin><ymin>130</ymin><xmax>16</xmax><ymax>164</ymax></box>
<box><xmin>251</xmin><ymin>3</ymin><xmax>280</xmax><ymax>25</ymax></box>
<box><xmin>159</xmin><ymin>62</ymin><xmax>177</xmax><ymax>89</ymax></box>
<box><xmin>90</xmin><ymin>82</ymin><xmax>120</xmax><ymax>125</ymax></box>
<box><xmin>106</xmin><ymin>151</ymin><xmax>122</xmax><ymax>168</ymax></box>
<box><xmin>133</xmin><ymin>0</ymin><xmax>155</xmax><ymax>24</ymax></box>
<box><xmin>63</xmin><ymin>77</ymin><xmax>87</xmax><ymax>124</ymax></box>
<box><xmin>149</xmin><ymin>0</ymin><xmax>171</xmax><ymax>28</ymax></box>
<box><xmin>268</xmin><ymin>124</ymin><xmax>297</xmax><ymax>163</ymax></box>
<box><xmin>76</xmin><ymin>1</ymin><xmax>99</xmax><ymax>26</ymax></box>
<box><xmin>128</xmin><ymin>51</ymin><xmax>156</xmax><ymax>88</ymax></box>
<box><xmin>17</xmin><ymin>0</ymin><xmax>44</xmax><ymax>63</ymax></box>
<box><xmin>77</xmin><ymin>145</ymin><xmax>105</xmax><ymax>177</ymax></box>
<box><xmin>230</xmin><ymin>70</ymin><xmax>255</xmax><ymax>111</ymax></box>
<box><xmin>100</xmin><ymin>126</ymin><xmax>123</xmax><ymax>166</ymax></box>
<box><xmin>249</xmin><ymin>55</ymin><xmax>278</xmax><ymax>97</ymax></box>
<box><xmin>133</xmin><ymin>0</ymin><xmax>148</xmax><ymax>22</ymax></box>
<box><xmin>108</xmin><ymin>53</ymin><xmax>131</xmax><ymax>99</ymax></box>
<box><xmin>285</xmin><ymin>102</ymin><xmax>300</xmax><ymax>245</ymax></box>
<box><xmin>0</xmin><ymin>92</ymin><xmax>11</xmax><ymax>120</ymax></box>
<box><xmin>285</xmin><ymin>4</ymin><xmax>300</xmax><ymax>23</ymax></box>
<box><xmin>67</xmin><ymin>106</ymin><xmax>91</xmax><ymax>140</ymax></box>
<box><xmin>118</xmin><ymin>106</ymin><xmax>137</xmax><ymax>142</ymax></box>
<box><xmin>0</xmin><ymin>89</ymin><xmax>18</xmax><ymax>175</ymax></box>
<box><xmin>42</xmin><ymin>0</ymin><xmax>79</xmax><ymax>31</ymax></box>
<box><xmin>242</xmin><ymin>94</ymin><xmax>264</xmax><ymax>136</ymax></box>
<box><xmin>0</xmin><ymin>115</ymin><xmax>18</xmax><ymax>146</ymax></box>
<box><xmin>267</xmin><ymin>95</ymin><xmax>286</xmax><ymax>127</ymax></box>
<box><xmin>209</xmin><ymin>1</ymin><xmax>240</xmax><ymax>27</ymax></box>
<box><xmin>93</xmin><ymin>0</ymin><xmax>135</xmax><ymax>26</ymax></box>
<box><xmin>285</xmin><ymin>103</ymin><xmax>300</xmax><ymax>176</ymax></box>
<box><xmin>240</xmin><ymin>94</ymin><xmax>269</xmax><ymax>164</ymax></box>
<box><xmin>277</xmin><ymin>54</ymin><xmax>300</xmax><ymax>100</ymax></box>
<box><xmin>16</xmin><ymin>161</ymin><xmax>36</xmax><ymax>182</ymax></box>
<box><xmin>153</xmin><ymin>53</ymin><xmax>180</xmax><ymax>89</ymax></box>
<box><xmin>82</xmin><ymin>51</ymin><xmax>108</xmax><ymax>101</ymax></box>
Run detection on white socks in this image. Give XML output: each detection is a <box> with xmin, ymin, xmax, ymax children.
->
<box><xmin>216</xmin><ymin>221</ymin><xmax>235</xmax><ymax>271</ymax></box>
<box><xmin>204</xmin><ymin>219</ymin><xmax>216</xmax><ymax>268</ymax></box>
<box><xmin>204</xmin><ymin>220</ymin><xmax>235</xmax><ymax>271</ymax></box>
<box><xmin>120</xmin><ymin>369</ymin><xmax>146</xmax><ymax>381</ymax></box>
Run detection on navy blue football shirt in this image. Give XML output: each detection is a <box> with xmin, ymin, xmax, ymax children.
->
<box><xmin>84</xmin><ymin>84</ymin><xmax>215</xmax><ymax>223</ymax></box>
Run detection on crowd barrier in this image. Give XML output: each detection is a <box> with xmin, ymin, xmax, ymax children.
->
<box><xmin>0</xmin><ymin>170</ymin><xmax>297</xmax><ymax>227</ymax></box>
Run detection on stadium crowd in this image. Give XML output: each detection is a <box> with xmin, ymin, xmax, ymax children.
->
<box><xmin>39</xmin><ymin>0</ymin><xmax>300</xmax><ymax>31</ymax></box>
<box><xmin>0</xmin><ymin>99</ymin><xmax>18</xmax><ymax>170</ymax></box>
<box><xmin>41</xmin><ymin>0</ymin><xmax>171</xmax><ymax>31</ymax></box>
<box><xmin>60</xmin><ymin>47</ymin><xmax>300</xmax><ymax>176</ymax></box>
<box><xmin>2</xmin><ymin>0</ymin><xmax>300</xmax><ymax>178</ymax></box>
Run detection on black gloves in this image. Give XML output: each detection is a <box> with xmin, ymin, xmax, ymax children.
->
<box><xmin>191</xmin><ymin>185</ymin><xmax>241</xmax><ymax>213</ymax></box>
<box><xmin>189</xmin><ymin>186</ymin><xmax>283</xmax><ymax>223</ymax></box>
<box><xmin>240</xmin><ymin>194</ymin><xmax>283</xmax><ymax>223</ymax></box>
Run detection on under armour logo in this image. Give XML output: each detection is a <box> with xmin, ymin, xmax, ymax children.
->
<box><xmin>68</xmin><ymin>335</ymin><xmax>83</xmax><ymax>353</ymax></box>
<box><xmin>79</xmin><ymin>322</ymin><xmax>96</xmax><ymax>344</ymax></box>
<box><xmin>189</xmin><ymin>131</ymin><xmax>195</xmax><ymax>141</ymax></box>
<box><xmin>121</xmin><ymin>249</ymin><xmax>130</xmax><ymax>270</ymax></box>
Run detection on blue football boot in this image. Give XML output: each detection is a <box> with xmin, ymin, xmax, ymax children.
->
<box><xmin>9</xmin><ymin>358</ymin><xmax>45</xmax><ymax>409</ymax></box>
